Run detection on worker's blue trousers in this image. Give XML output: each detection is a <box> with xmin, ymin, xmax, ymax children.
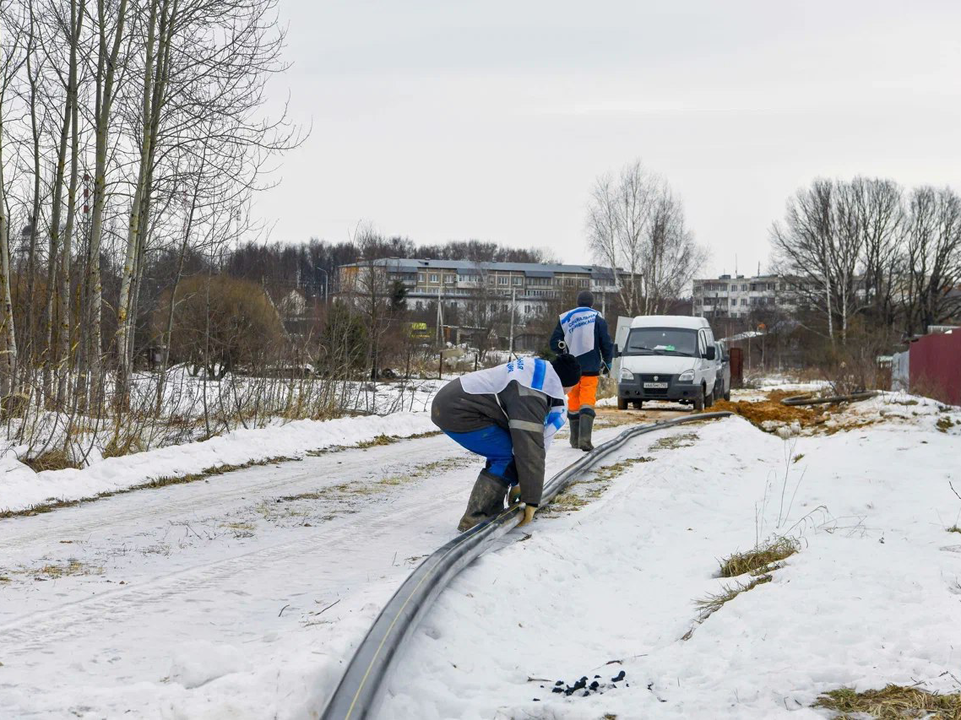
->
<box><xmin>444</xmin><ymin>425</ymin><xmax>518</xmax><ymax>486</ymax></box>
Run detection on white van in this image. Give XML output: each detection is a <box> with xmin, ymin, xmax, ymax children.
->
<box><xmin>613</xmin><ymin>315</ymin><xmax>719</xmax><ymax>411</ymax></box>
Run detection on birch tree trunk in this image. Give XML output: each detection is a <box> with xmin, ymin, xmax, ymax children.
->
<box><xmin>45</xmin><ymin>0</ymin><xmax>86</xmax><ymax>405</ymax></box>
<box><xmin>0</xmin><ymin>22</ymin><xmax>19</xmax><ymax>402</ymax></box>
<box><xmin>115</xmin><ymin>0</ymin><xmax>161</xmax><ymax>408</ymax></box>
<box><xmin>57</xmin><ymin>6</ymin><xmax>85</xmax><ymax>407</ymax></box>
<box><xmin>85</xmin><ymin>0</ymin><xmax>129</xmax><ymax>408</ymax></box>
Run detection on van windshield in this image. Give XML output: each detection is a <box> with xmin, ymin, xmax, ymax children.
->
<box><xmin>625</xmin><ymin>327</ymin><xmax>697</xmax><ymax>357</ymax></box>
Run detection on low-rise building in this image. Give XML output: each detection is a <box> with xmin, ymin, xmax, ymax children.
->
<box><xmin>336</xmin><ymin>258</ymin><xmax>619</xmax><ymax>321</ymax></box>
<box><xmin>692</xmin><ymin>274</ymin><xmax>801</xmax><ymax>320</ymax></box>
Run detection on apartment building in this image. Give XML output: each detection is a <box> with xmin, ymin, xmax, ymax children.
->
<box><xmin>337</xmin><ymin>258</ymin><xmax>619</xmax><ymax>321</ymax></box>
<box><xmin>692</xmin><ymin>274</ymin><xmax>800</xmax><ymax>320</ymax></box>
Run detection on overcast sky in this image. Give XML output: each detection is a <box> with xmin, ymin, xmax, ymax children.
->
<box><xmin>256</xmin><ymin>0</ymin><xmax>961</xmax><ymax>276</ymax></box>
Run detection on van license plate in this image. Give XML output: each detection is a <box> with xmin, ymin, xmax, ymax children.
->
<box><xmin>643</xmin><ymin>382</ymin><xmax>669</xmax><ymax>389</ymax></box>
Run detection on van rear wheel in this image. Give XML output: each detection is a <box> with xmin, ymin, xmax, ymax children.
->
<box><xmin>632</xmin><ymin>400</ymin><xmax>643</xmax><ymax>410</ymax></box>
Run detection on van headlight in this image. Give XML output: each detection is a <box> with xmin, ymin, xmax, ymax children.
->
<box><xmin>678</xmin><ymin>370</ymin><xmax>695</xmax><ymax>383</ymax></box>
<box><xmin>619</xmin><ymin>368</ymin><xmax>634</xmax><ymax>381</ymax></box>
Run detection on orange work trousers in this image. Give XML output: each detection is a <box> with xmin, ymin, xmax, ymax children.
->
<box><xmin>567</xmin><ymin>375</ymin><xmax>599</xmax><ymax>413</ymax></box>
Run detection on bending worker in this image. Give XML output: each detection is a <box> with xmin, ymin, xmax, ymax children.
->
<box><xmin>431</xmin><ymin>354</ymin><xmax>582</xmax><ymax>532</ymax></box>
<box><xmin>550</xmin><ymin>290</ymin><xmax>614</xmax><ymax>451</ymax></box>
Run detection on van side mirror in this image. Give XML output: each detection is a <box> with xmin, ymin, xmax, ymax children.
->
<box><xmin>613</xmin><ymin>344</ymin><xmax>622</xmax><ymax>358</ymax></box>
<box><xmin>705</xmin><ymin>346</ymin><xmax>716</xmax><ymax>361</ymax></box>
<box><xmin>723</xmin><ymin>353</ymin><xmax>730</xmax><ymax>362</ymax></box>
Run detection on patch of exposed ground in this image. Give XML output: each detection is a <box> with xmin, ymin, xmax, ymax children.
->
<box><xmin>814</xmin><ymin>684</ymin><xmax>961</xmax><ymax>719</ymax></box>
<box><xmin>649</xmin><ymin>432</ymin><xmax>699</xmax><ymax>452</ymax></box>
<box><xmin>712</xmin><ymin>390</ymin><xmax>881</xmax><ymax>436</ymax></box>
<box><xmin>543</xmin><ymin>456</ymin><xmax>654</xmax><ymax>515</ymax></box>
<box><xmin>712</xmin><ymin>390</ymin><xmax>826</xmax><ymax>429</ymax></box>
<box><xmin>253</xmin><ymin>456</ymin><xmax>472</xmax><ymax>527</ymax></box>
<box><xmin>936</xmin><ymin>417</ymin><xmax>959</xmax><ymax>433</ymax></box>
<box><xmin>0</xmin><ymin>559</ymin><xmax>104</xmax><ymax>583</ymax></box>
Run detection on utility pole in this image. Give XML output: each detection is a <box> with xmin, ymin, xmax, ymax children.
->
<box><xmin>508</xmin><ymin>287</ymin><xmax>516</xmax><ymax>357</ymax></box>
<box><xmin>316</xmin><ymin>266</ymin><xmax>329</xmax><ymax>305</ymax></box>
<box><xmin>435</xmin><ymin>283</ymin><xmax>443</xmax><ymax>346</ymax></box>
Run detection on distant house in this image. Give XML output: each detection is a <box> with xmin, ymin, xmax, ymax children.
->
<box><xmin>277</xmin><ymin>289</ymin><xmax>308</xmax><ymax>319</ymax></box>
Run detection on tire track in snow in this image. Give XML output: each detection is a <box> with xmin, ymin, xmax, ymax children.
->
<box><xmin>0</xmin><ymin>447</ymin><xmax>466</xmax><ymax>657</ymax></box>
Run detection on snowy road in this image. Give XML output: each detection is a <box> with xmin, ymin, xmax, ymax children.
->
<box><xmin>0</xmin><ymin>410</ymin><xmax>672</xmax><ymax>718</ymax></box>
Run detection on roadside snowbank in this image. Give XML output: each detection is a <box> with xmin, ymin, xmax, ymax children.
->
<box><xmin>0</xmin><ymin>412</ymin><xmax>436</xmax><ymax>514</ymax></box>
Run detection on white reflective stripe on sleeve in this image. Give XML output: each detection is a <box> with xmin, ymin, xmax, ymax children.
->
<box><xmin>508</xmin><ymin>419</ymin><xmax>546</xmax><ymax>433</ymax></box>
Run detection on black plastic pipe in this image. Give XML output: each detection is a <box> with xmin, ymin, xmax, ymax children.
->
<box><xmin>320</xmin><ymin>411</ymin><xmax>733</xmax><ymax>720</ymax></box>
<box><xmin>781</xmin><ymin>391</ymin><xmax>877</xmax><ymax>406</ymax></box>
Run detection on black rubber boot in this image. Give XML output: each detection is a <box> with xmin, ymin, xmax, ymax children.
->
<box><xmin>457</xmin><ymin>470</ymin><xmax>509</xmax><ymax>532</ymax></box>
<box><xmin>578</xmin><ymin>407</ymin><xmax>596</xmax><ymax>452</ymax></box>
<box><xmin>568</xmin><ymin>412</ymin><xmax>580</xmax><ymax>448</ymax></box>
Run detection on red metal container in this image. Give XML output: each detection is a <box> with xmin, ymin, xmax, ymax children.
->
<box><xmin>909</xmin><ymin>331</ymin><xmax>961</xmax><ymax>406</ymax></box>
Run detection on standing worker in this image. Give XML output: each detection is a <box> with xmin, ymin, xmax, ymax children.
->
<box><xmin>431</xmin><ymin>355</ymin><xmax>582</xmax><ymax>531</ymax></box>
<box><xmin>550</xmin><ymin>290</ymin><xmax>614</xmax><ymax>451</ymax></box>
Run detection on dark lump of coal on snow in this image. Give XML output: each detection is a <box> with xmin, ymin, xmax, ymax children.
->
<box><xmin>551</xmin><ymin>671</ymin><xmax>628</xmax><ymax>697</ymax></box>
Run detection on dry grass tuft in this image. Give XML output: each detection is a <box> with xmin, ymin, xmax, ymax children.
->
<box><xmin>936</xmin><ymin>417</ymin><xmax>956</xmax><ymax>433</ymax></box>
<box><xmin>357</xmin><ymin>434</ymin><xmax>395</xmax><ymax>448</ymax></box>
<box><xmin>682</xmin><ymin>573</ymin><xmax>775</xmax><ymax>641</ymax></box>
<box><xmin>719</xmin><ymin>537</ymin><xmax>800</xmax><ymax>578</ymax></box>
<box><xmin>947</xmin><ymin>526</ymin><xmax>961</xmax><ymax>534</ymax></box>
<box><xmin>102</xmin><ymin>435</ymin><xmax>146</xmax><ymax>459</ymax></box>
<box><xmin>813</xmin><ymin>684</ymin><xmax>961</xmax><ymax>719</ymax></box>
<box><xmin>21</xmin><ymin>449</ymin><xmax>78</xmax><ymax>472</ymax></box>
<box><xmin>694</xmin><ymin>574</ymin><xmax>773</xmax><ymax>615</ymax></box>
<box><xmin>351</xmin><ymin>431</ymin><xmax>440</xmax><ymax>450</ymax></box>
<box><xmin>35</xmin><ymin>559</ymin><xmax>101</xmax><ymax>579</ymax></box>
<box><xmin>650</xmin><ymin>432</ymin><xmax>699</xmax><ymax>452</ymax></box>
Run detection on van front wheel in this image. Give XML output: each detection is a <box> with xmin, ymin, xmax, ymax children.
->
<box><xmin>617</xmin><ymin>396</ymin><xmax>629</xmax><ymax>410</ymax></box>
<box><xmin>694</xmin><ymin>387</ymin><xmax>705</xmax><ymax>412</ymax></box>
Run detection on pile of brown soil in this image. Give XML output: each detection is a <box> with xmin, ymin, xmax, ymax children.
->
<box><xmin>711</xmin><ymin>390</ymin><xmax>829</xmax><ymax>431</ymax></box>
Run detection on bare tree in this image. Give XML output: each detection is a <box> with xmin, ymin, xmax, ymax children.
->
<box><xmin>82</xmin><ymin>0</ymin><xmax>130</xmax><ymax>407</ymax></box>
<box><xmin>0</xmin><ymin>7</ymin><xmax>26</xmax><ymax>400</ymax></box>
<box><xmin>349</xmin><ymin>226</ymin><xmax>405</xmax><ymax>380</ymax></box>
<box><xmin>587</xmin><ymin>161</ymin><xmax>651</xmax><ymax>315</ymax></box>
<box><xmin>852</xmin><ymin>177</ymin><xmax>904</xmax><ymax>330</ymax></box>
<box><xmin>587</xmin><ymin>160</ymin><xmax>703</xmax><ymax>315</ymax></box>
<box><xmin>904</xmin><ymin>187</ymin><xmax>961</xmax><ymax>335</ymax></box>
<box><xmin>771</xmin><ymin>179</ymin><xmax>839</xmax><ymax>344</ymax></box>
<box><xmin>640</xmin><ymin>189</ymin><xmax>705</xmax><ymax>314</ymax></box>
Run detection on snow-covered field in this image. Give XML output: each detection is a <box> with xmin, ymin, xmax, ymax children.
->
<box><xmin>383</xmin><ymin>395</ymin><xmax>961</xmax><ymax>719</ymax></box>
<box><xmin>1</xmin><ymin>385</ymin><xmax>960</xmax><ymax>719</ymax></box>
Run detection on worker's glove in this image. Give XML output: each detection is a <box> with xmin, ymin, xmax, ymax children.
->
<box><xmin>508</xmin><ymin>484</ymin><xmax>521</xmax><ymax>506</ymax></box>
<box><xmin>516</xmin><ymin>504</ymin><xmax>537</xmax><ymax>528</ymax></box>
